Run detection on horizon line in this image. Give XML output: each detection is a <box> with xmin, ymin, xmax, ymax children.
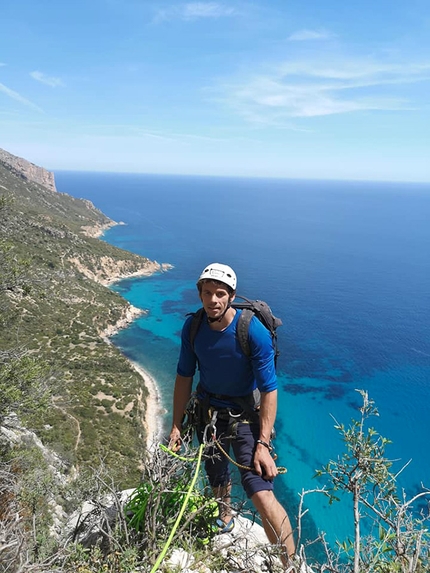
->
<box><xmin>52</xmin><ymin>169</ymin><xmax>430</xmax><ymax>186</ymax></box>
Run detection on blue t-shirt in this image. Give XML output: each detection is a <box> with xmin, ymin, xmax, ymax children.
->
<box><xmin>177</xmin><ymin>309</ymin><xmax>277</xmax><ymax>406</ymax></box>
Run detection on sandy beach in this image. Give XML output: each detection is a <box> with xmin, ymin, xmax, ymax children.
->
<box><xmin>128</xmin><ymin>360</ymin><xmax>167</xmax><ymax>448</ymax></box>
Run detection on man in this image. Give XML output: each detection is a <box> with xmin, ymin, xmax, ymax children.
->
<box><xmin>169</xmin><ymin>262</ymin><xmax>295</xmax><ymax>561</ymax></box>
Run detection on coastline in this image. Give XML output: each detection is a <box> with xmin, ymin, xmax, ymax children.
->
<box><xmin>88</xmin><ymin>219</ymin><xmax>171</xmax><ymax>450</ymax></box>
<box><xmin>100</xmin><ymin>304</ymin><xmax>146</xmax><ymax>338</ymax></box>
<box><xmin>80</xmin><ymin>219</ymin><xmax>119</xmax><ymax>238</ymax></box>
<box><xmin>101</xmin><ymin>260</ymin><xmax>173</xmax><ymax>287</ymax></box>
<box><xmin>101</xmin><ymin>312</ymin><xmax>166</xmax><ymax>450</ymax></box>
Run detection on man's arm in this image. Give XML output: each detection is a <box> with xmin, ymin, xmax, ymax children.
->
<box><xmin>253</xmin><ymin>389</ymin><xmax>278</xmax><ymax>479</ymax></box>
<box><xmin>169</xmin><ymin>374</ymin><xmax>193</xmax><ymax>451</ymax></box>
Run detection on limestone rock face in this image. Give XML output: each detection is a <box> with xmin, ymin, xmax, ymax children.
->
<box><xmin>0</xmin><ymin>147</ymin><xmax>57</xmax><ymax>192</ymax></box>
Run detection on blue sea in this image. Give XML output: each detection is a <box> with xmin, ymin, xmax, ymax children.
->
<box><xmin>56</xmin><ymin>171</ymin><xmax>430</xmax><ymax>552</ymax></box>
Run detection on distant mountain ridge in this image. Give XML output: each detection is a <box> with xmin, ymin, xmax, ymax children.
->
<box><xmin>0</xmin><ymin>147</ymin><xmax>57</xmax><ymax>192</ymax></box>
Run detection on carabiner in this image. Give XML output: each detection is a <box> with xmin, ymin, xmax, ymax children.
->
<box><xmin>203</xmin><ymin>409</ymin><xmax>218</xmax><ymax>444</ymax></box>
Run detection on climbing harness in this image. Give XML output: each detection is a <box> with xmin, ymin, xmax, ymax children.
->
<box><xmin>172</xmin><ymin>393</ymin><xmax>288</xmax><ymax>476</ymax></box>
<box><xmin>201</xmin><ymin>408</ymin><xmax>287</xmax><ymax>475</ymax></box>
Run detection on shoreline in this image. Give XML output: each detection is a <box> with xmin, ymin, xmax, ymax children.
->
<box><xmin>99</xmin><ymin>288</ymin><xmax>168</xmax><ymax>451</ymax></box>
<box><xmin>101</xmin><ymin>261</ymin><xmax>173</xmax><ymax>287</ymax></box>
<box><xmin>102</xmin><ymin>333</ymin><xmax>166</xmax><ymax>450</ymax></box>
<box><xmin>88</xmin><ymin>219</ymin><xmax>170</xmax><ymax>450</ymax></box>
<box><xmin>100</xmin><ymin>304</ymin><xmax>146</xmax><ymax>338</ymax></box>
<box><xmin>80</xmin><ymin>219</ymin><xmax>120</xmax><ymax>238</ymax></box>
<box><xmin>128</xmin><ymin>360</ymin><xmax>167</xmax><ymax>448</ymax></box>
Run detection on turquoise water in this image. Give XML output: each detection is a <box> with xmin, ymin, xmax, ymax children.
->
<box><xmin>56</xmin><ymin>171</ymin><xmax>430</xmax><ymax>551</ymax></box>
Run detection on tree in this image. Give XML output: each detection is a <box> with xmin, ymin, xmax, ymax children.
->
<box><xmin>315</xmin><ymin>390</ymin><xmax>430</xmax><ymax>573</ymax></box>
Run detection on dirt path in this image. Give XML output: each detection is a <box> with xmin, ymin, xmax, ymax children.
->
<box><xmin>52</xmin><ymin>397</ymin><xmax>82</xmax><ymax>454</ymax></box>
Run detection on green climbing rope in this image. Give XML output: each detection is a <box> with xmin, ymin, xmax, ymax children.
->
<box><xmin>150</xmin><ymin>442</ymin><xmax>205</xmax><ymax>573</ymax></box>
<box><xmin>159</xmin><ymin>443</ymin><xmax>199</xmax><ymax>462</ymax></box>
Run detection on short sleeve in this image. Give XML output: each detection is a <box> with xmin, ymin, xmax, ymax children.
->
<box><xmin>176</xmin><ymin>316</ymin><xmax>197</xmax><ymax>377</ymax></box>
<box><xmin>247</xmin><ymin>317</ymin><xmax>277</xmax><ymax>393</ymax></box>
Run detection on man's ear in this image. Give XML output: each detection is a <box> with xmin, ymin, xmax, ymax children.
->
<box><xmin>229</xmin><ymin>291</ymin><xmax>236</xmax><ymax>303</ymax></box>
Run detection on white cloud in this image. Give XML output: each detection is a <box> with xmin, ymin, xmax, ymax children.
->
<box><xmin>0</xmin><ymin>82</ymin><xmax>44</xmax><ymax>113</ymax></box>
<box><xmin>183</xmin><ymin>2</ymin><xmax>235</xmax><ymax>18</ymax></box>
<box><xmin>288</xmin><ymin>29</ymin><xmax>332</xmax><ymax>41</ymax></box>
<box><xmin>278</xmin><ymin>60</ymin><xmax>430</xmax><ymax>83</ymax></box>
<box><xmin>213</xmin><ymin>56</ymin><xmax>430</xmax><ymax>123</ymax></box>
<box><xmin>30</xmin><ymin>71</ymin><xmax>64</xmax><ymax>87</ymax></box>
<box><xmin>154</xmin><ymin>2</ymin><xmax>235</xmax><ymax>22</ymax></box>
<box><xmin>79</xmin><ymin>122</ymin><xmax>256</xmax><ymax>144</ymax></box>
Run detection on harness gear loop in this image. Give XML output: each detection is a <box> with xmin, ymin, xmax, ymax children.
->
<box><xmin>190</xmin><ymin>395</ymin><xmax>287</xmax><ymax>474</ymax></box>
<box><xmin>227</xmin><ymin>408</ymin><xmax>243</xmax><ymax>418</ymax></box>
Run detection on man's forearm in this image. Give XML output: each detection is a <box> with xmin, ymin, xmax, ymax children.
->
<box><xmin>172</xmin><ymin>374</ymin><xmax>193</xmax><ymax>430</ymax></box>
<box><xmin>258</xmin><ymin>390</ymin><xmax>277</xmax><ymax>443</ymax></box>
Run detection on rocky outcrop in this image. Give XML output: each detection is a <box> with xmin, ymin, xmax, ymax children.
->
<box><xmin>0</xmin><ymin>147</ymin><xmax>57</xmax><ymax>192</ymax></box>
<box><xmin>0</xmin><ymin>414</ymin><xmax>67</xmax><ymax>480</ymax></box>
<box><xmin>69</xmin><ymin>255</ymin><xmax>173</xmax><ymax>286</ymax></box>
<box><xmin>99</xmin><ymin>303</ymin><xmax>146</xmax><ymax>338</ymax></box>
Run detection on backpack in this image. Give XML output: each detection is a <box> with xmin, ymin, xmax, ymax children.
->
<box><xmin>188</xmin><ymin>295</ymin><xmax>282</xmax><ymax>366</ymax></box>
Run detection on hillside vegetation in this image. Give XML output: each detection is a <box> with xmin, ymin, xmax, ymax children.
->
<box><xmin>0</xmin><ymin>150</ymin><xmax>159</xmax><ymax>486</ymax></box>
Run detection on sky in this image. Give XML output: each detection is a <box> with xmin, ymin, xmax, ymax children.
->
<box><xmin>1</xmin><ymin>0</ymin><xmax>430</xmax><ymax>182</ymax></box>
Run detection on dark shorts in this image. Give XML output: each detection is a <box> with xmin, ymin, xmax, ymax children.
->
<box><xmin>197</xmin><ymin>415</ymin><xmax>274</xmax><ymax>499</ymax></box>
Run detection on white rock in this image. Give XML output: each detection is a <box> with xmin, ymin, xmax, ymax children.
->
<box><xmin>164</xmin><ymin>548</ymin><xmax>195</xmax><ymax>569</ymax></box>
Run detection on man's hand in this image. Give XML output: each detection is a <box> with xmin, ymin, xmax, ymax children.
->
<box><xmin>253</xmin><ymin>443</ymin><xmax>278</xmax><ymax>479</ymax></box>
<box><xmin>170</xmin><ymin>374</ymin><xmax>193</xmax><ymax>452</ymax></box>
<box><xmin>168</xmin><ymin>426</ymin><xmax>182</xmax><ymax>452</ymax></box>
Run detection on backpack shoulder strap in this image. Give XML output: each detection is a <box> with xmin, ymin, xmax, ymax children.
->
<box><xmin>188</xmin><ymin>307</ymin><xmax>205</xmax><ymax>352</ymax></box>
<box><xmin>236</xmin><ymin>308</ymin><xmax>253</xmax><ymax>357</ymax></box>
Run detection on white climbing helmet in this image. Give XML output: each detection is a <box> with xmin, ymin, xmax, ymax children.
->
<box><xmin>197</xmin><ymin>263</ymin><xmax>237</xmax><ymax>291</ymax></box>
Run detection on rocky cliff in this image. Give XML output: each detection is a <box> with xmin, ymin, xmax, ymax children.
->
<box><xmin>0</xmin><ymin>147</ymin><xmax>57</xmax><ymax>192</ymax></box>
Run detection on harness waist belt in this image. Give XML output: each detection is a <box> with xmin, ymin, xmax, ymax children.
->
<box><xmin>211</xmin><ymin>393</ymin><xmax>239</xmax><ymax>401</ymax></box>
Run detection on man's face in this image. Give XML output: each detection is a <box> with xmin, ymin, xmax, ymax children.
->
<box><xmin>199</xmin><ymin>281</ymin><xmax>234</xmax><ymax>321</ymax></box>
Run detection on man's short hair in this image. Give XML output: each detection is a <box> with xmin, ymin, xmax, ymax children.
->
<box><xmin>197</xmin><ymin>278</ymin><xmax>235</xmax><ymax>295</ymax></box>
